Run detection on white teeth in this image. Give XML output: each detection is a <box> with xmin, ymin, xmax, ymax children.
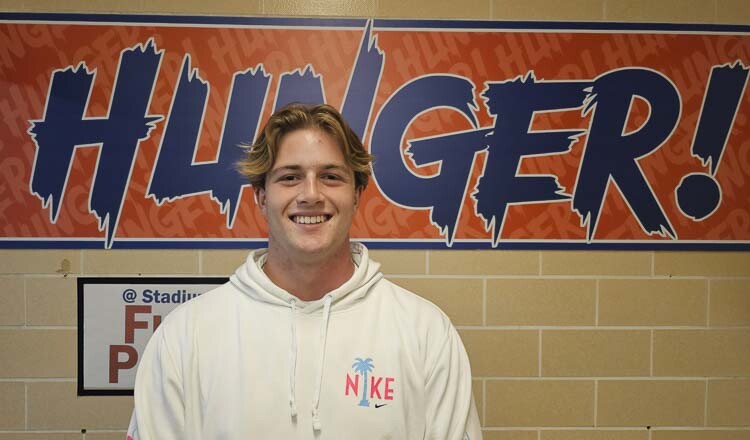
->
<box><xmin>293</xmin><ymin>215</ymin><xmax>327</xmax><ymax>224</ymax></box>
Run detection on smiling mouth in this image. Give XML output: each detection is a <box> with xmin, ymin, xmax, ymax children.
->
<box><xmin>291</xmin><ymin>215</ymin><xmax>331</xmax><ymax>225</ymax></box>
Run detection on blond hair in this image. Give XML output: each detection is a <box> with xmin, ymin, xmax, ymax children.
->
<box><xmin>237</xmin><ymin>103</ymin><xmax>373</xmax><ymax>190</ymax></box>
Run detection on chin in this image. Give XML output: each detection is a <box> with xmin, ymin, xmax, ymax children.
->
<box><xmin>295</xmin><ymin>239</ymin><xmax>348</xmax><ymax>259</ymax></box>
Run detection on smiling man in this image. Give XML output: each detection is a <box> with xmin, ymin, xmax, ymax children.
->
<box><xmin>126</xmin><ymin>104</ymin><xmax>482</xmax><ymax>440</ymax></box>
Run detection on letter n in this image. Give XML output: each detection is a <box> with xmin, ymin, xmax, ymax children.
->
<box><xmin>345</xmin><ymin>373</ymin><xmax>359</xmax><ymax>396</ymax></box>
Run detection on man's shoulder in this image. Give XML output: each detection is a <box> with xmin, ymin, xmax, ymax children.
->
<box><xmin>375</xmin><ymin>277</ymin><xmax>454</xmax><ymax>332</ymax></box>
<box><xmin>373</xmin><ymin>278</ymin><xmax>463</xmax><ymax>374</ymax></box>
<box><xmin>157</xmin><ymin>282</ymin><xmax>240</xmax><ymax>329</ymax></box>
<box><xmin>147</xmin><ymin>281</ymin><xmax>255</xmax><ymax>357</ymax></box>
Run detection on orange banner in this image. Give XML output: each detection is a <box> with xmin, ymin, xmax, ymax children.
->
<box><xmin>1</xmin><ymin>14</ymin><xmax>749</xmax><ymax>249</ymax></box>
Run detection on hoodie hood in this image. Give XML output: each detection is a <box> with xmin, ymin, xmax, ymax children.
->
<box><xmin>229</xmin><ymin>242</ymin><xmax>383</xmax><ymax>313</ymax></box>
<box><xmin>229</xmin><ymin>242</ymin><xmax>384</xmax><ymax>431</ymax></box>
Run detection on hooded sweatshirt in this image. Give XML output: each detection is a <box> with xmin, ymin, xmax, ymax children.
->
<box><xmin>127</xmin><ymin>243</ymin><xmax>482</xmax><ymax>439</ymax></box>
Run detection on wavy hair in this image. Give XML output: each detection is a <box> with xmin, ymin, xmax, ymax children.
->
<box><xmin>236</xmin><ymin>103</ymin><xmax>373</xmax><ymax>190</ymax></box>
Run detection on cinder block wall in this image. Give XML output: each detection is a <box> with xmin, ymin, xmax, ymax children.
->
<box><xmin>1</xmin><ymin>1</ymin><xmax>749</xmax><ymax>439</ymax></box>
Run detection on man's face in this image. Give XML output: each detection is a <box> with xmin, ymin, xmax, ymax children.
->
<box><xmin>256</xmin><ymin>128</ymin><xmax>361</xmax><ymax>265</ymax></box>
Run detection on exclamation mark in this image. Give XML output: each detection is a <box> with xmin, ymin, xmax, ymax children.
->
<box><xmin>676</xmin><ymin>61</ymin><xmax>749</xmax><ymax>220</ymax></box>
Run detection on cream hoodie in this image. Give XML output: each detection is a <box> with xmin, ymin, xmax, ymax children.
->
<box><xmin>127</xmin><ymin>243</ymin><xmax>481</xmax><ymax>439</ymax></box>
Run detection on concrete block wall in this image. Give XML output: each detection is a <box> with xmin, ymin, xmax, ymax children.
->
<box><xmin>1</xmin><ymin>0</ymin><xmax>749</xmax><ymax>439</ymax></box>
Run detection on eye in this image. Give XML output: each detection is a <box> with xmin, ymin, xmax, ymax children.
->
<box><xmin>322</xmin><ymin>173</ymin><xmax>350</xmax><ymax>185</ymax></box>
<box><xmin>277</xmin><ymin>174</ymin><xmax>300</xmax><ymax>184</ymax></box>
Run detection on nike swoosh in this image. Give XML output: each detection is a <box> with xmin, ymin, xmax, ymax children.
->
<box><xmin>375</xmin><ymin>403</ymin><xmax>387</xmax><ymax>408</ymax></box>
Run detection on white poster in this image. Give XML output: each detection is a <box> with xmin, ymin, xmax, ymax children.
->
<box><xmin>78</xmin><ymin>277</ymin><xmax>227</xmax><ymax>395</ymax></box>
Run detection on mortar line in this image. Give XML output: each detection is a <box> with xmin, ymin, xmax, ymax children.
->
<box><xmin>482</xmin><ymin>278</ymin><xmax>487</xmax><ymax>326</ymax></box>
<box><xmin>594</xmin><ymin>379</ymin><xmax>598</xmax><ymax>427</ymax></box>
<box><xmin>538</xmin><ymin>330</ymin><xmax>542</xmax><ymax>377</ymax></box>
<box><xmin>0</xmin><ymin>431</ymin><xmax>133</xmax><ymax>434</ymax></box>
<box><xmin>0</xmin><ymin>378</ymin><xmax>77</xmax><ymax>382</ymax></box>
<box><xmin>706</xmin><ymin>279</ymin><xmax>712</xmax><ymax>327</ymax></box>
<box><xmin>0</xmin><ymin>432</ymin><xmax>127</xmax><ymax>437</ymax></box>
<box><xmin>0</xmin><ymin>325</ymin><xmax>76</xmax><ymax>330</ymax></box>
<box><xmin>704</xmin><ymin>379</ymin><xmax>709</xmax><ymax>426</ymax></box>
<box><xmin>651</xmin><ymin>251</ymin><xmax>655</xmax><ymax>276</ymax></box>
<box><xmin>538</xmin><ymin>252</ymin><xmax>543</xmax><ymax>276</ymax></box>
<box><xmin>419</xmin><ymin>376</ymin><xmax>733</xmax><ymax>381</ymax></box>
<box><xmin>650</xmin><ymin>329</ymin><xmax>654</xmax><ymax>376</ymax></box>
<box><xmin>482</xmin><ymin>428</ymin><xmax>555</xmax><ymax>431</ymax></box>
<box><xmin>595</xmin><ymin>279</ymin><xmax>600</xmax><ymax>326</ymax></box>
<box><xmin>482</xmin><ymin>378</ymin><xmax>486</xmax><ymax>427</ymax></box>
<box><xmin>387</xmin><ymin>274</ymin><xmax>737</xmax><ymax>280</ymax></box>
<box><xmin>478</xmin><ymin>427</ymin><xmax>750</xmax><ymax>432</ymax></box>
<box><xmin>528</xmin><ymin>427</ymin><xmax>750</xmax><ymax>431</ymax></box>
<box><xmin>452</xmin><ymin>325</ymin><xmax>749</xmax><ymax>330</ymax></box>
<box><xmin>23</xmin><ymin>277</ymin><xmax>28</xmax><ymax>329</ymax></box>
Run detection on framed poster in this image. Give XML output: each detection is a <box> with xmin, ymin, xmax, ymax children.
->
<box><xmin>77</xmin><ymin>276</ymin><xmax>227</xmax><ymax>395</ymax></box>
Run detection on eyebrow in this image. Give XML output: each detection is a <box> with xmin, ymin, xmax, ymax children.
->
<box><xmin>268</xmin><ymin>164</ymin><xmax>350</xmax><ymax>177</ymax></box>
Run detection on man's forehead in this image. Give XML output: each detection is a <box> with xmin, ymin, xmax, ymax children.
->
<box><xmin>270</xmin><ymin>128</ymin><xmax>351</xmax><ymax>171</ymax></box>
<box><xmin>279</xmin><ymin>127</ymin><xmax>340</xmax><ymax>147</ymax></box>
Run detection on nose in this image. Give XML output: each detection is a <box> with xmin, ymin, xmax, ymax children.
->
<box><xmin>297</xmin><ymin>174</ymin><xmax>323</xmax><ymax>204</ymax></box>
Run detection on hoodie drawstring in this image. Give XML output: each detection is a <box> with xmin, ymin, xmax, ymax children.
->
<box><xmin>311</xmin><ymin>294</ymin><xmax>333</xmax><ymax>431</ymax></box>
<box><xmin>288</xmin><ymin>299</ymin><xmax>298</xmax><ymax>418</ymax></box>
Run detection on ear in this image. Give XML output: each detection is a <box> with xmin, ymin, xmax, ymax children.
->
<box><xmin>255</xmin><ymin>187</ymin><xmax>267</xmax><ymax>216</ymax></box>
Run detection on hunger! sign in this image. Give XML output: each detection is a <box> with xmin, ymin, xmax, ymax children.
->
<box><xmin>2</xmin><ymin>14</ymin><xmax>749</xmax><ymax>249</ymax></box>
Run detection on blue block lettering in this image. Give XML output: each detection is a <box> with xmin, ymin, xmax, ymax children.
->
<box><xmin>574</xmin><ymin>68</ymin><xmax>680</xmax><ymax>240</ymax></box>
<box><xmin>477</xmin><ymin>73</ymin><xmax>590</xmax><ymax>245</ymax></box>
<box><xmin>29</xmin><ymin>41</ymin><xmax>163</xmax><ymax>247</ymax></box>
<box><xmin>370</xmin><ymin>74</ymin><xmax>488</xmax><ymax>244</ymax></box>
<box><xmin>148</xmin><ymin>56</ymin><xmax>270</xmax><ymax>228</ymax></box>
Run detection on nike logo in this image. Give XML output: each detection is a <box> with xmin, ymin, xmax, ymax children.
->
<box><xmin>375</xmin><ymin>403</ymin><xmax>387</xmax><ymax>408</ymax></box>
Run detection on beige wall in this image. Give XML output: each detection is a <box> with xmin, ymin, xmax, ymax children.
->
<box><xmin>1</xmin><ymin>1</ymin><xmax>750</xmax><ymax>439</ymax></box>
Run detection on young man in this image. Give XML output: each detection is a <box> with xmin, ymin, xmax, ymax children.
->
<box><xmin>127</xmin><ymin>104</ymin><xmax>482</xmax><ymax>439</ymax></box>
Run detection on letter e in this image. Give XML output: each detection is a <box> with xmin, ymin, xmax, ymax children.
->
<box><xmin>384</xmin><ymin>377</ymin><xmax>394</xmax><ymax>400</ymax></box>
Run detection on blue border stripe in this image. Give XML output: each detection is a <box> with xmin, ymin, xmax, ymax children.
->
<box><xmin>0</xmin><ymin>241</ymin><xmax>106</xmax><ymax>249</ymax></box>
<box><xmin>372</xmin><ymin>19</ymin><xmax>750</xmax><ymax>33</ymax></box>
<box><xmin>0</xmin><ymin>13</ymin><xmax>748</xmax><ymax>33</ymax></box>
<box><xmin>2</xmin><ymin>240</ymin><xmax>750</xmax><ymax>251</ymax></box>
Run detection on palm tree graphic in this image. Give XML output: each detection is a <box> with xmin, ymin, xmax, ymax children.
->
<box><xmin>352</xmin><ymin>358</ymin><xmax>374</xmax><ymax>407</ymax></box>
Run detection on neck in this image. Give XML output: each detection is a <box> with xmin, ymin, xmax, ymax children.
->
<box><xmin>262</xmin><ymin>245</ymin><xmax>355</xmax><ymax>302</ymax></box>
